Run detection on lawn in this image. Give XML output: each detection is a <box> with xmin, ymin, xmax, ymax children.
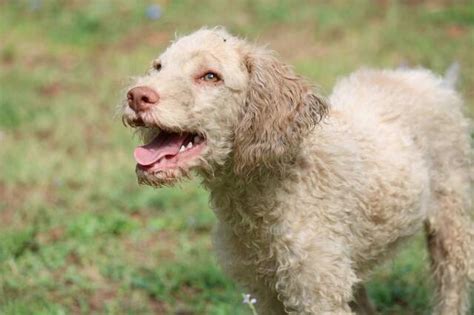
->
<box><xmin>0</xmin><ymin>1</ymin><xmax>473</xmax><ymax>314</ymax></box>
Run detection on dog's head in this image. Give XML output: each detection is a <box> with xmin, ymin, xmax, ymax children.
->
<box><xmin>122</xmin><ymin>28</ymin><xmax>328</xmax><ymax>186</ymax></box>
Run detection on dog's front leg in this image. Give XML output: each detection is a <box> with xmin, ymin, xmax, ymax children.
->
<box><xmin>273</xmin><ymin>239</ymin><xmax>358</xmax><ymax>315</ymax></box>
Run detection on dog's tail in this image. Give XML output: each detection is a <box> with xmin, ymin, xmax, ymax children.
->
<box><xmin>442</xmin><ymin>61</ymin><xmax>460</xmax><ymax>89</ymax></box>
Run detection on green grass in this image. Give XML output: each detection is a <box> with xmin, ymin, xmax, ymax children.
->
<box><xmin>0</xmin><ymin>1</ymin><xmax>473</xmax><ymax>314</ymax></box>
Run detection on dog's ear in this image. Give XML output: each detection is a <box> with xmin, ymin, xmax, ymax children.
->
<box><xmin>233</xmin><ymin>49</ymin><xmax>328</xmax><ymax>175</ymax></box>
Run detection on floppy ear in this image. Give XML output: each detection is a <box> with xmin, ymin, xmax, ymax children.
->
<box><xmin>233</xmin><ymin>49</ymin><xmax>328</xmax><ymax>175</ymax></box>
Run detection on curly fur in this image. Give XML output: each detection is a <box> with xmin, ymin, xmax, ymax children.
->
<box><xmin>122</xmin><ymin>28</ymin><xmax>474</xmax><ymax>315</ymax></box>
<box><xmin>233</xmin><ymin>49</ymin><xmax>328</xmax><ymax>175</ymax></box>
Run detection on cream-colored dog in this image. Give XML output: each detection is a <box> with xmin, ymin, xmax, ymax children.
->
<box><xmin>121</xmin><ymin>28</ymin><xmax>473</xmax><ymax>315</ymax></box>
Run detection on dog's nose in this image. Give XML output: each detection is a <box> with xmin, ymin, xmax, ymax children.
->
<box><xmin>127</xmin><ymin>86</ymin><xmax>159</xmax><ymax>113</ymax></box>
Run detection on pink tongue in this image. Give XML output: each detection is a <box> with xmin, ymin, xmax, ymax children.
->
<box><xmin>134</xmin><ymin>133</ymin><xmax>187</xmax><ymax>166</ymax></box>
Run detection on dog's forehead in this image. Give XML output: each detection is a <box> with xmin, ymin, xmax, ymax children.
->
<box><xmin>160</xmin><ymin>29</ymin><xmax>238</xmax><ymax>64</ymax></box>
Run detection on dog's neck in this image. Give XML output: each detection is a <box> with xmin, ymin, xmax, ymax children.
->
<box><xmin>200</xmin><ymin>158</ymin><xmax>301</xmax><ymax>231</ymax></box>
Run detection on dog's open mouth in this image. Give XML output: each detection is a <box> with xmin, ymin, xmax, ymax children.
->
<box><xmin>134</xmin><ymin>130</ymin><xmax>206</xmax><ymax>173</ymax></box>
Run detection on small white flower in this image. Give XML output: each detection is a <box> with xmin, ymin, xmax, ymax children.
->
<box><xmin>242</xmin><ymin>293</ymin><xmax>258</xmax><ymax>315</ymax></box>
<box><xmin>242</xmin><ymin>293</ymin><xmax>257</xmax><ymax>304</ymax></box>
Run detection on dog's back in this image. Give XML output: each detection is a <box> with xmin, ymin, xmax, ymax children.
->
<box><xmin>330</xmin><ymin>67</ymin><xmax>474</xmax><ymax>313</ymax></box>
<box><xmin>330</xmin><ymin>67</ymin><xmax>472</xmax><ymax>209</ymax></box>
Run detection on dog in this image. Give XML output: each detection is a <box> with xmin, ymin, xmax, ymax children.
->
<box><xmin>121</xmin><ymin>28</ymin><xmax>473</xmax><ymax>314</ymax></box>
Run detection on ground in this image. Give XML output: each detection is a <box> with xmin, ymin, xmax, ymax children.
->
<box><xmin>0</xmin><ymin>1</ymin><xmax>473</xmax><ymax>314</ymax></box>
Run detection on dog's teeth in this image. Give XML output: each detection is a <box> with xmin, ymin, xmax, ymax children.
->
<box><xmin>179</xmin><ymin>145</ymin><xmax>185</xmax><ymax>153</ymax></box>
<box><xmin>194</xmin><ymin>135</ymin><xmax>202</xmax><ymax>144</ymax></box>
<box><xmin>186</xmin><ymin>142</ymin><xmax>193</xmax><ymax>149</ymax></box>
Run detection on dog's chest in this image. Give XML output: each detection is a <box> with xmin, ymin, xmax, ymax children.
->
<box><xmin>212</xmin><ymin>218</ymin><xmax>287</xmax><ymax>291</ymax></box>
<box><xmin>210</xmin><ymin>190</ymin><xmax>293</xmax><ymax>287</ymax></box>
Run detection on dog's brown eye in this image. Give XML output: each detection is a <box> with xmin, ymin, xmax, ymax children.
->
<box><xmin>202</xmin><ymin>72</ymin><xmax>220</xmax><ymax>82</ymax></box>
<box><xmin>153</xmin><ymin>62</ymin><xmax>162</xmax><ymax>71</ymax></box>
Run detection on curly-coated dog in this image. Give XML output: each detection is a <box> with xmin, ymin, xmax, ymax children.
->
<box><xmin>121</xmin><ymin>28</ymin><xmax>473</xmax><ymax>315</ymax></box>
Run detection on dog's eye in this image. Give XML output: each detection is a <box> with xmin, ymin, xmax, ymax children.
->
<box><xmin>201</xmin><ymin>72</ymin><xmax>220</xmax><ymax>82</ymax></box>
<box><xmin>153</xmin><ymin>61</ymin><xmax>162</xmax><ymax>72</ymax></box>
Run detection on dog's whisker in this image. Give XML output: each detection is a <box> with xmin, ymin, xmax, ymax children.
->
<box><xmin>121</xmin><ymin>115</ymin><xmax>129</xmax><ymax>128</ymax></box>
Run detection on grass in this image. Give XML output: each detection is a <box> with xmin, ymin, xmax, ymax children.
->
<box><xmin>0</xmin><ymin>0</ymin><xmax>473</xmax><ymax>314</ymax></box>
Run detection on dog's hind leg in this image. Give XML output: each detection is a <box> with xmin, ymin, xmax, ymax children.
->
<box><xmin>349</xmin><ymin>284</ymin><xmax>377</xmax><ymax>315</ymax></box>
<box><xmin>424</xmin><ymin>189</ymin><xmax>474</xmax><ymax>315</ymax></box>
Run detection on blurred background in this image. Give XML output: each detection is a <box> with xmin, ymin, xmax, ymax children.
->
<box><xmin>0</xmin><ymin>0</ymin><xmax>473</xmax><ymax>314</ymax></box>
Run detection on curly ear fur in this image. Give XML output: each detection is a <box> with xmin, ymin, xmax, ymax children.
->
<box><xmin>233</xmin><ymin>48</ymin><xmax>328</xmax><ymax>175</ymax></box>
